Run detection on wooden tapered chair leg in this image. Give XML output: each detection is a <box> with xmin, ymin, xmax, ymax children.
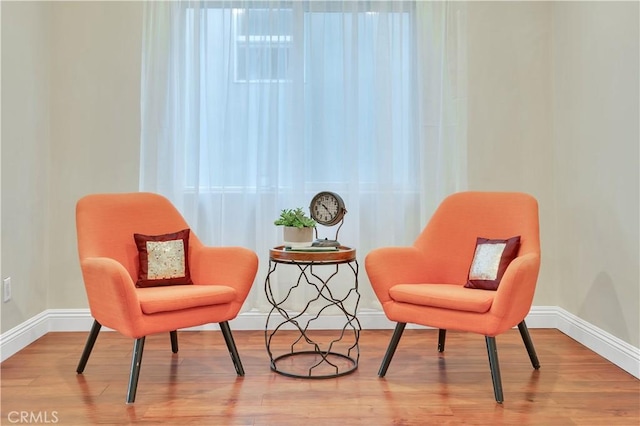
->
<box><xmin>170</xmin><ymin>330</ymin><xmax>178</xmax><ymax>353</ymax></box>
<box><xmin>126</xmin><ymin>337</ymin><xmax>146</xmax><ymax>404</ymax></box>
<box><xmin>437</xmin><ymin>329</ymin><xmax>447</xmax><ymax>352</ymax></box>
<box><xmin>485</xmin><ymin>336</ymin><xmax>504</xmax><ymax>404</ymax></box>
<box><xmin>219</xmin><ymin>321</ymin><xmax>244</xmax><ymax>376</ymax></box>
<box><xmin>77</xmin><ymin>320</ymin><xmax>102</xmax><ymax>374</ymax></box>
<box><xmin>378</xmin><ymin>322</ymin><xmax>406</xmax><ymax>377</ymax></box>
<box><xmin>517</xmin><ymin>320</ymin><xmax>540</xmax><ymax>369</ymax></box>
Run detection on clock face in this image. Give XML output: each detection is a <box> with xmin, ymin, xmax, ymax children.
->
<box><xmin>310</xmin><ymin>192</ymin><xmax>346</xmax><ymax>226</ymax></box>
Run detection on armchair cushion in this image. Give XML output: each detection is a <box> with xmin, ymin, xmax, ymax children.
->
<box><xmin>465</xmin><ymin>236</ymin><xmax>520</xmax><ymax>290</ymax></box>
<box><xmin>389</xmin><ymin>284</ymin><xmax>495</xmax><ymax>313</ymax></box>
<box><xmin>134</xmin><ymin>228</ymin><xmax>193</xmax><ymax>287</ymax></box>
<box><xmin>137</xmin><ymin>285</ymin><xmax>237</xmax><ymax>314</ymax></box>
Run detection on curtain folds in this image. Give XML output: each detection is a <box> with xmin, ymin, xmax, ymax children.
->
<box><xmin>140</xmin><ymin>0</ymin><xmax>467</xmax><ymax>313</ymax></box>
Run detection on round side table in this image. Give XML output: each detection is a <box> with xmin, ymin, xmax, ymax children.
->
<box><xmin>264</xmin><ymin>246</ymin><xmax>361</xmax><ymax>379</ymax></box>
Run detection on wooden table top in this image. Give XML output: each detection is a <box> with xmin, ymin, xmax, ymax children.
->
<box><xmin>269</xmin><ymin>245</ymin><xmax>356</xmax><ymax>263</ymax></box>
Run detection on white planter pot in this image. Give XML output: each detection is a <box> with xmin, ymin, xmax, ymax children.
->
<box><xmin>282</xmin><ymin>226</ymin><xmax>314</xmax><ymax>248</ymax></box>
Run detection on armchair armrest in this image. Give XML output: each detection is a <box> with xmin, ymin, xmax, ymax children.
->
<box><xmin>80</xmin><ymin>257</ymin><xmax>142</xmax><ymax>336</ymax></box>
<box><xmin>189</xmin><ymin>246</ymin><xmax>259</xmax><ymax>305</ymax></box>
<box><xmin>490</xmin><ymin>252</ymin><xmax>541</xmax><ymax>330</ymax></box>
<box><xmin>365</xmin><ymin>247</ymin><xmax>429</xmax><ymax>305</ymax></box>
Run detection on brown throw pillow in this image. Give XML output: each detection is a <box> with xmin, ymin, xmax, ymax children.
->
<box><xmin>464</xmin><ymin>236</ymin><xmax>521</xmax><ymax>291</ymax></box>
<box><xmin>134</xmin><ymin>228</ymin><xmax>193</xmax><ymax>288</ymax></box>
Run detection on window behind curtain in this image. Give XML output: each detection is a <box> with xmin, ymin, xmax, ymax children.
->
<box><xmin>141</xmin><ymin>1</ymin><xmax>466</xmax><ymax>312</ymax></box>
<box><xmin>183</xmin><ymin>2</ymin><xmax>417</xmax><ymax>193</ymax></box>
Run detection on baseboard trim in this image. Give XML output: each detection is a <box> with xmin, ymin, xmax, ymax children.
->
<box><xmin>1</xmin><ymin>306</ymin><xmax>638</xmax><ymax>378</ymax></box>
<box><xmin>0</xmin><ymin>311</ymin><xmax>50</xmax><ymax>362</ymax></box>
<box><xmin>553</xmin><ymin>307</ymin><xmax>639</xmax><ymax>378</ymax></box>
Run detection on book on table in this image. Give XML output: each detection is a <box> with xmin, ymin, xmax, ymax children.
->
<box><xmin>284</xmin><ymin>246</ymin><xmax>340</xmax><ymax>252</ymax></box>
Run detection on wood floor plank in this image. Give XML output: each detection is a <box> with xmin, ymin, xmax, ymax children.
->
<box><xmin>1</xmin><ymin>329</ymin><xmax>638</xmax><ymax>425</ymax></box>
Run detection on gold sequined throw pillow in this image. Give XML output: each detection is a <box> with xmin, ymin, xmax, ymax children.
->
<box><xmin>464</xmin><ymin>236</ymin><xmax>520</xmax><ymax>291</ymax></box>
<box><xmin>134</xmin><ymin>228</ymin><xmax>193</xmax><ymax>287</ymax></box>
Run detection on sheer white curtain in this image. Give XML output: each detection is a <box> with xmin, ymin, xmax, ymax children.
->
<box><xmin>140</xmin><ymin>0</ymin><xmax>466</xmax><ymax>313</ymax></box>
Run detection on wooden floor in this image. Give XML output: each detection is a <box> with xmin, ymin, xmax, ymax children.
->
<box><xmin>1</xmin><ymin>328</ymin><xmax>638</xmax><ymax>425</ymax></box>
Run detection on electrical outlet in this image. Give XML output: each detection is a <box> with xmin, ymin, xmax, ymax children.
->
<box><xmin>3</xmin><ymin>277</ymin><xmax>11</xmax><ymax>303</ymax></box>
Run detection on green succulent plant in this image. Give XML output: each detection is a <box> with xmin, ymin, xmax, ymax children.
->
<box><xmin>274</xmin><ymin>207</ymin><xmax>316</xmax><ymax>228</ymax></box>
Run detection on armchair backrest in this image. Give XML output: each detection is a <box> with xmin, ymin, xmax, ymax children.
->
<box><xmin>76</xmin><ymin>192</ymin><xmax>202</xmax><ymax>282</ymax></box>
<box><xmin>413</xmin><ymin>191</ymin><xmax>540</xmax><ymax>284</ymax></box>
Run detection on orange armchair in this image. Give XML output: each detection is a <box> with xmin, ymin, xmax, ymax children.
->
<box><xmin>365</xmin><ymin>191</ymin><xmax>541</xmax><ymax>403</ymax></box>
<box><xmin>75</xmin><ymin>192</ymin><xmax>258</xmax><ymax>403</ymax></box>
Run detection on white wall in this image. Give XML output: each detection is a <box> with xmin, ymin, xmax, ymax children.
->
<box><xmin>47</xmin><ymin>1</ymin><xmax>142</xmax><ymax>309</ymax></box>
<box><xmin>1</xmin><ymin>1</ymin><xmax>638</xmax><ymax>350</ymax></box>
<box><xmin>1</xmin><ymin>1</ymin><xmax>142</xmax><ymax>332</ymax></box>
<box><xmin>465</xmin><ymin>1</ymin><xmax>639</xmax><ymax>348</ymax></box>
<box><xmin>466</xmin><ymin>1</ymin><xmax>556</xmax><ymax>306</ymax></box>
<box><xmin>1</xmin><ymin>1</ymin><xmax>52</xmax><ymax>327</ymax></box>
<box><xmin>552</xmin><ymin>1</ymin><xmax>639</xmax><ymax>347</ymax></box>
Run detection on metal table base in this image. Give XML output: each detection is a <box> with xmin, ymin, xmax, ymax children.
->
<box><xmin>265</xmin><ymin>246</ymin><xmax>361</xmax><ymax>379</ymax></box>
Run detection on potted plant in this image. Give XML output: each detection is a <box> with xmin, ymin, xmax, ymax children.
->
<box><xmin>274</xmin><ymin>208</ymin><xmax>316</xmax><ymax>248</ymax></box>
